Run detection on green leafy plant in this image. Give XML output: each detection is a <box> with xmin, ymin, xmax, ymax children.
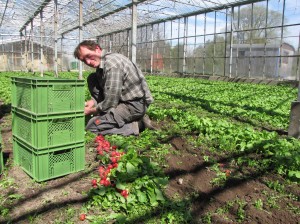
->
<box><xmin>253</xmin><ymin>199</ymin><xmax>263</xmax><ymax>210</ymax></box>
<box><xmin>85</xmin><ymin>135</ymin><xmax>168</xmax><ymax>222</ymax></box>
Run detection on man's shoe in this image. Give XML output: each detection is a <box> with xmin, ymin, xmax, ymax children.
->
<box><xmin>142</xmin><ymin>114</ymin><xmax>158</xmax><ymax>130</ymax></box>
<box><xmin>132</xmin><ymin>121</ymin><xmax>140</xmax><ymax>136</ymax></box>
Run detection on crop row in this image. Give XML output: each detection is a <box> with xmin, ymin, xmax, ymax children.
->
<box><xmin>147</xmin><ymin>76</ymin><xmax>297</xmax><ymax>130</ymax></box>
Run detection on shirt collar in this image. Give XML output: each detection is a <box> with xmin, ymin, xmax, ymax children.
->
<box><xmin>99</xmin><ymin>49</ymin><xmax>106</xmax><ymax>69</ymax></box>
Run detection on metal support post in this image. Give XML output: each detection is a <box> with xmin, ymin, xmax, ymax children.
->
<box><xmin>131</xmin><ymin>0</ymin><xmax>137</xmax><ymax>64</ymax></box>
<box><xmin>78</xmin><ymin>0</ymin><xmax>83</xmax><ymax>80</ymax></box>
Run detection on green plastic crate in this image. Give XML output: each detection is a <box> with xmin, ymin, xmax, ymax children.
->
<box><xmin>12</xmin><ymin>108</ymin><xmax>85</xmax><ymax>149</ymax></box>
<box><xmin>13</xmin><ymin>137</ymin><xmax>85</xmax><ymax>182</ymax></box>
<box><xmin>11</xmin><ymin>77</ymin><xmax>85</xmax><ymax>115</ymax></box>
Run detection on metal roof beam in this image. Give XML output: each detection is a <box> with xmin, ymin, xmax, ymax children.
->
<box><xmin>0</xmin><ymin>0</ymin><xmax>9</xmax><ymax>28</ymax></box>
<box><xmin>19</xmin><ymin>0</ymin><xmax>52</xmax><ymax>33</ymax></box>
<box><xmin>97</xmin><ymin>0</ymin><xmax>266</xmax><ymax>37</ymax></box>
<box><xmin>142</xmin><ymin>0</ymin><xmax>267</xmax><ymax>25</ymax></box>
<box><xmin>61</xmin><ymin>0</ymin><xmax>148</xmax><ymax>36</ymax></box>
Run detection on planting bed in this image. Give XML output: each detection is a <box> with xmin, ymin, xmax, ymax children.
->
<box><xmin>0</xmin><ymin>72</ymin><xmax>299</xmax><ymax>223</ymax></box>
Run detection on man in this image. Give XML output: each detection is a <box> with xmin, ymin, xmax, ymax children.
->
<box><xmin>74</xmin><ymin>40</ymin><xmax>155</xmax><ymax>136</ymax></box>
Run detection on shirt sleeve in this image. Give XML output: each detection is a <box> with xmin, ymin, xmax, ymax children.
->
<box><xmin>96</xmin><ymin>57</ymin><xmax>123</xmax><ymax>113</ymax></box>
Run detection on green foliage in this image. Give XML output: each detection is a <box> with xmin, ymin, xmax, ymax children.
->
<box><xmin>0</xmin><ymin>73</ymin><xmax>299</xmax><ymax>182</ymax></box>
<box><xmin>85</xmin><ymin>131</ymin><xmax>97</xmax><ymax>144</ymax></box>
<box><xmin>0</xmin><ymin>177</ymin><xmax>22</xmax><ymax>218</ymax></box>
<box><xmin>1</xmin><ymin>72</ymin><xmax>300</xmax><ymax>223</ymax></box>
<box><xmin>98</xmin><ymin>132</ymin><xmax>169</xmax><ymax>216</ymax></box>
<box><xmin>253</xmin><ymin>199</ymin><xmax>264</xmax><ymax>210</ymax></box>
<box><xmin>87</xmin><ymin>135</ymin><xmax>168</xmax><ymax>223</ymax></box>
<box><xmin>0</xmin><ymin>72</ymin><xmax>31</xmax><ymax>104</ymax></box>
<box><xmin>146</xmin><ymin>76</ymin><xmax>300</xmax><ymax>182</ymax></box>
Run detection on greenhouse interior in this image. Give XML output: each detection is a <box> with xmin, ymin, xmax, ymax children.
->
<box><xmin>0</xmin><ymin>0</ymin><xmax>300</xmax><ymax>223</ymax></box>
<box><xmin>0</xmin><ymin>0</ymin><xmax>299</xmax><ymax>80</ymax></box>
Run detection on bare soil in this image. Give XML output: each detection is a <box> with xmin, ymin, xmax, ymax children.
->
<box><xmin>0</xmin><ymin>108</ymin><xmax>299</xmax><ymax>224</ymax></box>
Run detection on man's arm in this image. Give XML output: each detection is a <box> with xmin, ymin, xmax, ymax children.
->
<box><xmin>95</xmin><ymin>56</ymin><xmax>123</xmax><ymax>113</ymax></box>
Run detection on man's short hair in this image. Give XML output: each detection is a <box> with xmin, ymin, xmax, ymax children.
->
<box><xmin>74</xmin><ymin>40</ymin><xmax>101</xmax><ymax>59</ymax></box>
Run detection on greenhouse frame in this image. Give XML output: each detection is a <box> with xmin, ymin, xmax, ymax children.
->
<box><xmin>1</xmin><ymin>1</ymin><xmax>300</xmax><ymax>223</ymax></box>
<box><xmin>0</xmin><ymin>0</ymin><xmax>299</xmax><ymax>80</ymax></box>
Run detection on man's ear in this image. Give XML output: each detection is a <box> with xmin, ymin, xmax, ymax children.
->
<box><xmin>95</xmin><ymin>45</ymin><xmax>102</xmax><ymax>53</ymax></box>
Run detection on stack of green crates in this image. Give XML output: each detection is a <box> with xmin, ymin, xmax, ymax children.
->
<box><xmin>11</xmin><ymin>77</ymin><xmax>85</xmax><ymax>181</ymax></box>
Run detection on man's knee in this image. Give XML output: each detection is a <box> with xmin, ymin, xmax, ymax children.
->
<box><xmin>114</xmin><ymin>101</ymin><xmax>146</xmax><ymax>123</ymax></box>
<box><xmin>85</xmin><ymin>116</ymin><xmax>100</xmax><ymax>133</ymax></box>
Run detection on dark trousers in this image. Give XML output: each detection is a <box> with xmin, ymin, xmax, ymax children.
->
<box><xmin>86</xmin><ymin>100</ymin><xmax>147</xmax><ymax>136</ymax></box>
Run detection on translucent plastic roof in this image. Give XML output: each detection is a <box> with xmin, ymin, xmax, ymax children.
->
<box><xmin>0</xmin><ymin>0</ymin><xmax>258</xmax><ymax>42</ymax></box>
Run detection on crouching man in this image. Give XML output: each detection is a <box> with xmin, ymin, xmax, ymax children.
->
<box><xmin>74</xmin><ymin>40</ymin><xmax>156</xmax><ymax>136</ymax></box>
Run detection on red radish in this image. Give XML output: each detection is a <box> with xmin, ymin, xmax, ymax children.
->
<box><xmin>91</xmin><ymin>179</ymin><xmax>97</xmax><ymax>186</ymax></box>
<box><xmin>79</xmin><ymin>214</ymin><xmax>86</xmax><ymax>221</ymax></box>
<box><xmin>104</xmin><ymin>180</ymin><xmax>111</xmax><ymax>186</ymax></box>
<box><xmin>110</xmin><ymin>157</ymin><xmax>117</xmax><ymax>163</ymax></box>
<box><xmin>100</xmin><ymin>179</ymin><xmax>106</xmax><ymax>185</ymax></box>
<box><xmin>111</xmin><ymin>151</ymin><xmax>117</xmax><ymax>157</ymax></box>
<box><xmin>121</xmin><ymin>190</ymin><xmax>129</xmax><ymax>198</ymax></box>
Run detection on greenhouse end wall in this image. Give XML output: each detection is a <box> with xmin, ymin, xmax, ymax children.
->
<box><xmin>98</xmin><ymin>0</ymin><xmax>300</xmax><ymax>80</ymax></box>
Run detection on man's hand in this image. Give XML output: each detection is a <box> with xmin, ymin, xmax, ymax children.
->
<box><xmin>84</xmin><ymin>99</ymin><xmax>97</xmax><ymax>115</ymax></box>
<box><xmin>85</xmin><ymin>99</ymin><xmax>94</xmax><ymax>108</ymax></box>
<box><xmin>84</xmin><ymin>106</ymin><xmax>97</xmax><ymax>115</ymax></box>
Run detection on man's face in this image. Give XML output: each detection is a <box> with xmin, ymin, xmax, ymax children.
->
<box><xmin>78</xmin><ymin>46</ymin><xmax>101</xmax><ymax>68</ymax></box>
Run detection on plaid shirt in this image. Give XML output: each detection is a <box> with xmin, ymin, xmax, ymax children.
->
<box><xmin>94</xmin><ymin>51</ymin><xmax>154</xmax><ymax>113</ymax></box>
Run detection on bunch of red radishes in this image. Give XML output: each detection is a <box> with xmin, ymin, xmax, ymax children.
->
<box><xmin>91</xmin><ymin>134</ymin><xmax>128</xmax><ymax>197</ymax></box>
<box><xmin>94</xmin><ymin>134</ymin><xmax>111</xmax><ymax>155</ymax></box>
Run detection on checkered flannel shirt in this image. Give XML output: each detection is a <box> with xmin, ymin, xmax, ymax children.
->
<box><xmin>94</xmin><ymin>51</ymin><xmax>154</xmax><ymax>113</ymax></box>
